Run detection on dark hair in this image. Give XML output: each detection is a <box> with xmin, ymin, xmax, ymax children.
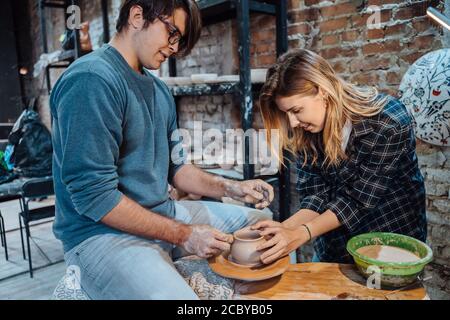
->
<box><xmin>116</xmin><ymin>0</ymin><xmax>202</xmax><ymax>57</ymax></box>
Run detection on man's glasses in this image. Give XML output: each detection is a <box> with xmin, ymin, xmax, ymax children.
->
<box><xmin>158</xmin><ymin>16</ymin><xmax>184</xmax><ymax>46</ymax></box>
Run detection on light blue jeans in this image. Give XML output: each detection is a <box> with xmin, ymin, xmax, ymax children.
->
<box><xmin>64</xmin><ymin>200</ymin><xmax>272</xmax><ymax>300</ymax></box>
<box><xmin>312</xmin><ymin>254</ymin><xmax>320</xmax><ymax>262</ymax></box>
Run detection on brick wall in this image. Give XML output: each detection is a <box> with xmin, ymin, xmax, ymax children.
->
<box><xmin>279</xmin><ymin>0</ymin><xmax>448</xmax><ymax>299</ymax></box>
<box><xmin>177</xmin><ymin>0</ymin><xmax>450</xmax><ymax>299</ymax></box>
<box><xmin>417</xmin><ymin>141</ymin><xmax>450</xmax><ymax>299</ymax></box>
<box><xmin>18</xmin><ymin>0</ymin><xmax>449</xmax><ymax>299</ymax></box>
<box><xmin>276</xmin><ymin>0</ymin><xmax>443</xmax><ymax>96</ymax></box>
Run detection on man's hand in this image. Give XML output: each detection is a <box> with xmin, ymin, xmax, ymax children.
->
<box><xmin>181</xmin><ymin>224</ymin><xmax>234</xmax><ymax>259</ymax></box>
<box><xmin>224</xmin><ymin>179</ymin><xmax>274</xmax><ymax>209</ymax></box>
<box><xmin>251</xmin><ymin>220</ymin><xmax>309</xmax><ymax>264</ymax></box>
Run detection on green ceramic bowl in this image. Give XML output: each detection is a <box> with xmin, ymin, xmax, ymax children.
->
<box><xmin>346</xmin><ymin>232</ymin><xmax>433</xmax><ymax>288</ymax></box>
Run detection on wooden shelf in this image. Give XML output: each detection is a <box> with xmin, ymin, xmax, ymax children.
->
<box><xmin>168</xmin><ymin>82</ymin><xmax>263</xmax><ymax>96</ymax></box>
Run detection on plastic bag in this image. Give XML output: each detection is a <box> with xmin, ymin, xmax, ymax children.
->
<box><xmin>0</xmin><ymin>150</ymin><xmax>17</xmax><ymax>185</ymax></box>
<box><xmin>7</xmin><ymin>109</ymin><xmax>52</xmax><ymax>178</ymax></box>
<box><xmin>33</xmin><ymin>50</ymin><xmax>62</xmax><ymax>78</ymax></box>
<box><xmin>3</xmin><ymin>145</ymin><xmax>14</xmax><ymax>171</ymax></box>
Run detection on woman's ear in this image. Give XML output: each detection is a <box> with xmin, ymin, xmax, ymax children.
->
<box><xmin>318</xmin><ymin>88</ymin><xmax>328</xmax><ymax>108</ymax></box>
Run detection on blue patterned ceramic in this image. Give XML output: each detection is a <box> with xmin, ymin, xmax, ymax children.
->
<box><xmin>399</xmin><ymin>49</ymin><xmax>450</xmax><ymax>146</ymax></box>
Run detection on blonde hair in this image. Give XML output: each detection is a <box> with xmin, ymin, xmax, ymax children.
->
<box><xmin>259</xmin><ymin>49</ymin><xmax>388</xmax><ymax>167</ymax></box>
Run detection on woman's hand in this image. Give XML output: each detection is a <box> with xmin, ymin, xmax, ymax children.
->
<box><xmin>251</xmin><ymin>220</ymin><xmax>309</xmax><ymax>264</ymax></box>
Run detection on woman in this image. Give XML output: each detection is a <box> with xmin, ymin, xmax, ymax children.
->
<box><xmin>253</xmin><ymin>49</ymin><xmax>427</xmax><ymax>264</ymax></box>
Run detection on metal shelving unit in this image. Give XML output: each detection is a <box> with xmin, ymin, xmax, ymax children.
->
<box><xmin>39</xmin><ymin>0</ymin><xmax>110</xmax><ymax>93</ymax></box>
<box><xmin>168</xmin><ymin>0</ymin><xmax>290</xmax><ymax>221</ymax></box>
<box><xmin>169</xmin><ymin>82</ymin><xmax>263</xmax><ymax>96</ymax></box>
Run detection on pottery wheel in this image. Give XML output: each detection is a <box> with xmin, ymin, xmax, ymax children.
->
<box><xmin>208</xmin><ymin>252</ymin><xmax>290</xmax><ymax>281</ymax></box>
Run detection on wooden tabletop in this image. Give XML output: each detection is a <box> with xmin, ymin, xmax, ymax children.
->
<box><xmin>234</xmin><ymin>263</ymin><xmax>428</xmax><ymax>300</ymax></box>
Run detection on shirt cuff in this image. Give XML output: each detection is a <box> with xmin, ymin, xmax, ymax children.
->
<box><xmin>325</xmin><ymin>195</ymin><xmax>360</xmax><ymax>232</ymax></box>
<box><xmin>299</xmin><ymin>195</ymin><xmax>326</xmax><ymax>213</ymax></box>
<box><xmin>76</xmin><ymin>189</ymin><xmax>123</xmax><ymax>222</ymax></box>
<box><xmin>169</xmin><ymin>163</ymin><xmax>186</xmax><ymax>185</ymax></box>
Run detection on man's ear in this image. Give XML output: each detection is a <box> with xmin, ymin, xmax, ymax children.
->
<box><xmin>128</xmin><ymin>5</ymin><xmax>144</xmax><ymax>30</ymax></box>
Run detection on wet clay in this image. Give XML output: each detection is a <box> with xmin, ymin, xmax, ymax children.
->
<box><xmin>356</xmin><ymin>245</ymin><xmax>420</xmax><ymax>263</ymax></box>
<box><xmin>231</xmin><ymin>227</ymin><xmax>265</xmax><ymax>266</ymax></box>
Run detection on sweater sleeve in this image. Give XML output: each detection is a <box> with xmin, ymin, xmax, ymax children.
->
<box><xmin>51</xmin><ymin>71</ymin><xmax>124</xmax><ymax>222</ymax></box>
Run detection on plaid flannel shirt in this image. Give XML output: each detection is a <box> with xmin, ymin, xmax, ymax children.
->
<box><xmin>296</xmin><ymin>96</ymin><xmax>427</xmax><ymax>263</ymax></box>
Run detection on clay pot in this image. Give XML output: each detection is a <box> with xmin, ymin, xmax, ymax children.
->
<box><xmin>230</xmin><ymin>226</ymin><xmax>265</xmax><ymax>266</ymax></box>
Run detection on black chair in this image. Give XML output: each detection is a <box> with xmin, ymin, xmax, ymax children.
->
<box><xmin>0</xmin><ymin>210</ymin><xmax>7</xmax><ymax>261</ymax></box>
<box><xmin>0</xmin><ymin>194</ymin><xmax>22</xmax><ymax>261</ymax></box>
<box><xmin>19</xmin><ymin>177</ymin><xmax>55</xmax><ymax>278</ymax></box>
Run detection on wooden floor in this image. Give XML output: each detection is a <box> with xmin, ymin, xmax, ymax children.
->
<box><xmin>0</xmin><ymin>198</ymin><xmax>65</xmax><ymax>300</ymax></box>
<box><xmin>0</xmin><ymin>261</ymin><xmax>66</xmax><ymax>300</ymax></box>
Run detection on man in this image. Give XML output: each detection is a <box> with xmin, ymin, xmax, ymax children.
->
<box><xmin>50</xmin><ymin>0</ymin><xmax>274</xmax><ymax>299</ymax></box>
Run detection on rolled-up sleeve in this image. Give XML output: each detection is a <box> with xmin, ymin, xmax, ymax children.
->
<box><xmin>325</xmin><ymin>126</ymin><xmax>410</xmax><ymax>231</ymax></box>
<box><xmin>299</xmin><ymin>195</ymin><xmax>328</xmax><ymax>213</ymax></box>
<box><xmin>54</xmin><ymin>72</ymin><xmax>124</xmax><ymax>222</ymax></box>
<box><xmin>296</xmin><ymin>158</ymin><xmax>331</xmax><ymax>214</ymax></box>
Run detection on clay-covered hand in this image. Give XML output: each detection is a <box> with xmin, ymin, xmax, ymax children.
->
<box><xmin>181</xmin><ymin>224</ymin><xmax>234</xmax><ymax>259</ymax></box>
<box><xmin>224</xmin><ymin>179</ymin><xmax>274</xmax><ymax>209</ymax></box>
<box><xmin>251</xmin><ymin>220</ymin><xmax>308</xmax><ymax>264</ymax></box>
